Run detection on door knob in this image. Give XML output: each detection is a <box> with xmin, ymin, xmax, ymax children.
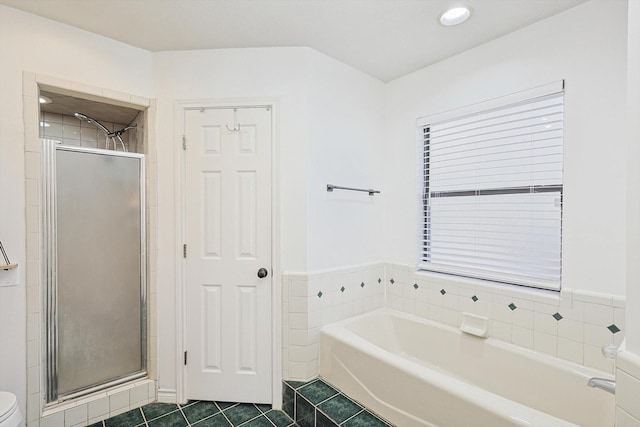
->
<box><xmin>257</xmin><ymin>268</ymin><xmax>268</xmax><ymax>279</ymax></box>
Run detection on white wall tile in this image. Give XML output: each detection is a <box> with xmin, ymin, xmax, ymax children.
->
<box><xmin>28</xmin><ymin>393</ymin><xmax>41</xmax><ymax>422</ymax></box>
<box><xmin>534</xmin><ymin>312</ymin><xmax>558</xmax><ymax>335</ymax></box>
<box><xmin>558</xmin><ymin>318</ymin><xmax>583</xmax><ymax>342</ymax></box>
<box><xmin>616</xmin><ymin>408</ymin><xmax>640</xmax><ymax>427</ymax></box>
<box><xmin>584</xmin><ymin>303</ymin><xmax>614</xmax><ymax>326</ymax></box>
<box><xmin>492</xmin><ymin>302</ymin><xmax>513</xmax><ymax>323</ymax></box>
<box><xmin>617</xmin><ymin>370</ymin><xmax>640</xmax><ymax>421</ymax></box>
<box><xmin>557</xmin><ymin>337</ymin><xmax>583</xmax><ymax>364</ymax></box>
<box><xmin>534</xmin><ymin>331</ymin><xmax>557</xmax><ymax>356</ymax></box>
<box><xmin>64</xmin><ymin>405</ymin><xmax>87</xmax><ymax>427</ymax></box>
<box><xmin>87</xmin><ymin>396</ymin><xmax>109</xmax><ymax>420</ymax></box>
<box><xmin>512</xmin><ymin>326</ymin><xmax>534</xmax><ymax>349</ymax></box>
<box><xmin>584</xmin><ymin>323</ymin><xmax>613</xmax><ymax>347</ymax></box>
<box><xmin>513</xmin><ymin>309</ymin><xmax>534</xmax><ymax>330</ymax></box>
<box><xmin>584</xmin><ymin>344</ymin><xmax>613</xmax><ymax>373</ymax></box>
<box><xmin>40</xmin><ymin>411</ymin><xmax>64</xmax><ymax>427</ymax></box>
<box><xmin>130</xmin><ymin>383</ymin><xmax>148</xmax><ymax>405</ymax></box>
<box><xmin>27</xmin><ymin>339</ymin><xmax>39</xmax><ymax>368</ymax></box>
<box><xmin>492</xmin><ymin>320</ymin><xmax>512</xmax><ymax>342</ymax></box>
<box><xmin>109</xmin><ymin>390</ymin><xmax>129</xmax><ymax>412</ymax></box>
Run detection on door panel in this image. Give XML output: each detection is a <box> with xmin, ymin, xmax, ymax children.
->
<box><xmin>185</xmin><ymin>107</ymin><xmax>272</xmax><ymax>403</ymax></box>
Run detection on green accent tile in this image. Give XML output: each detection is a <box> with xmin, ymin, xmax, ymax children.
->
<box><xmin>389</xmin><ymin>278</ymin><xmax>395</xmax><ymax>284</ymax></box>
<box><xmin>298</xmin><ymin>379</ymin><xmax>339</xmax><ymax>404</ymax></box>
<box><xmin>182</xmin><ymin>401</ymin><xmax>220</xmax><ymax>424</ymax></box>
<box><xmin>192</xmin><ymin>413</ymin><xmax>232</xmax><ymax>427</ymax></box>
<box><xmin>240</xmin><ymin>415</ymin><xmax>274</xmax><ymax>427</ymax></box>
<box><xmin>342</xmin><ymin>411</ymin><xmax>392</xmax><ymax>427</ymax></box>
<box><xmin>340</xmin><ymin>286</ymin><xmax>345</xmax><ymax>292</ymax></box>
<box><xmin>181</xmin><ymin>400</ymin><xmax>200</xmax><ymax>408</ymax></box>
<box><xmin>552</xmin><ymin>312</ymin><xmax>563</xmax><ymax>321</ymax></box>
<box><xmin>87</xmin><ymin>423</ymin><xmax>104</xmax><ymax>427</ymax></box>
<box><xmin>377</xmin><ymin>278</ymin><xmax>381</xmax><ymax>283</ymax></box>
<box><xmin>471</xmin><ymin>295</ymin><xmax>478</xmax><ymax>302</ymax></box>
<box><xmin>265</xmin><ymin>410</ymin><xmax>295</xmax><ymax>427</ymax></box>
<box><xmin>224</xmin><ymin>403</ymin><xmax>262</xmax><ymax>425</ymax></box>
<box><xmin>508</xmin><ymin>303</ymin><xmax>517</xmax><ymax>311</ymax></box>
<box><xmin>608</xmin><ymin>324</ymin><xmax>621</xmax><ymax>334</ymax></box>
<box><xmin>440</xmin><ymin>289</ymin><xmax>446</xmax><ymax>295</ymax></box>
<box><xmin>142</xmin><ymin>403</ymin><xmax>180</xmax><ymax>421</ymax></box>
<box><xmin>316</xmin><ymin>411</ymin><xmax>339</xmax><ymax>427</ymax></box>
<box><xmin>318</xmin><ymin>394</ymin><xmax>363</xmax><ymax>424</ymax></box>
<box><xmin>317</xmin><ymin>291</ymin><xmax>323</xmax><ymax>298</ymax></box>
<box><xmin>413</xmin><ymin>283</ymin><xmax>419</xmax><ymax>289</ymax></box>
<box><xmin>105</xmin><ymin>408</ymin><xmax>144</xmax><ymax>427</ymax></box>
<box><xmin>217</xmin><ymin>402</ymin><xmax>238</xmax><ymax>411</ymax></box>
<box><xmin>360</xmin><ymin>282</ymin><xmax>365</xmax><ymax>288</ymax></box>
<box><xmin>148</xmin><ymin>411</ymin><xmax>188</xmax><ymax>427</ymax></box>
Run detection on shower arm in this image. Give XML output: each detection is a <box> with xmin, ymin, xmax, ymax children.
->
<box><xmin>74</xmin><ymin>112</ymin><xmax>136</xmax><ymax>152</ymax></box>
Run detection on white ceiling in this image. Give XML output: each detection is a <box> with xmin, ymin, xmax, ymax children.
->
<box><xmin>0</xmin><ymin>0</ymin><xmax>588</xmax><ymax>82</ymax></box>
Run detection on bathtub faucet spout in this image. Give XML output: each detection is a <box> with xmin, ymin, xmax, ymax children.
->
<box><xmin>587</xmin><ymin>377</ymin><xmax>616</xmax><ymax>394</ymax></box>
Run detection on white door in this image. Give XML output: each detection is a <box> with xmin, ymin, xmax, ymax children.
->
<box><xmin>184</xmin><ymin>107</ymin><xmax>272</xmax><ymax>403</ymax></box>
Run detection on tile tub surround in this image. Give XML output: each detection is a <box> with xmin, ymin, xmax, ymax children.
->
<box><xmin>88</xmin><ymin>400</ymin><xmax>297</xmax><ymax>427</ymax></box>
<box><xmin>385</xmin><ymin>263</ymin><xmax>625</xmax><ymax>374</ymax></box>
<box><xmin>283</xmin><ymin>379</ymin><xmax>392</xmax><ymax>427</ymax></box>
<box><xmin>282</xmin><ymin>263</ymin><xmax>386</xmax><ymax>381</ymax></box>
<box><xmin>282</xmin><ymin>261</ymin><xmax>625</xmax><ymax>384</ymax></box>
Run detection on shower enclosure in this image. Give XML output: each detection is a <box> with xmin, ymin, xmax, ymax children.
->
<box><xmin>42</xmin><ymin>139</ymin><xmax>146</xmax><ymax>403</ymax></box>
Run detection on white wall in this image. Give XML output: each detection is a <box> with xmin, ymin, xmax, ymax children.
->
<box><xmin>306</xmin><ymin>52</ymin><xmax>385</xmax><ymax>271</ymax></box>
<box><xmin>626</xmin><ymin>0</ymin><xmax>640</xmax><ymax>355</ymax></box>
<box><xmin>0</xmin><ymin>4</ymin><xmax>153</xmax><ymax>420</ymax></box>
<box><xmin>384</xmin><ymin>0</ymin><xmax>629</xmax><ymax>297</ymax></box>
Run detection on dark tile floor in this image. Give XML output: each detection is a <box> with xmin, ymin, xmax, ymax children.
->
<box><xmin>89</xmin><ymin>400</ymin><xmax>298</xmax><ymax>427</ymax></box>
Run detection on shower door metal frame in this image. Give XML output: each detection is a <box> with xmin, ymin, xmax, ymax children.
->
<box><xmin>42</xmin><ymin>140</ymin><xmax>147</xmax><ymax>404</ymax></box>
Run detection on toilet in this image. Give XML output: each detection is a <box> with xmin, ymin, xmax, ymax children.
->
<box><xmin>0</xmin><ymin>392</ymin><xmax>22</xmax><ymax>427</ymax></box>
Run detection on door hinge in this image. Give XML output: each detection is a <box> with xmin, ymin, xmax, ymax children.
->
<box><xmin>182</xmin><ymin>135</ymin><xmax>186</xmax><ymax>151</ymax></box>
<box><xmin>184</xmin><ymin>351</ymin><xmax>188</xmax><ymax>366</ymax></box>
<box><xmin>183</xmin><ymin>244</ymin><xmax>187</xmax><ymax>258</ymax></box>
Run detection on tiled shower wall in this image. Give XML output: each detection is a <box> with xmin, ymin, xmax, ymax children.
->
<box><xmin>282</xmin><ymin>261</ymin><xmax>625</xmax><ymax>381</ymax></box>
<box><xmin>40</xmin><ymin>112</ymin><xmax>142</xmax><ymax>153</ymax></box>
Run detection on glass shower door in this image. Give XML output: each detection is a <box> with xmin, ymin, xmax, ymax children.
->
<box><xmin>43</xmin><ymin>141</ymin><xmax>146</xmax><ymax>402</ymax></box>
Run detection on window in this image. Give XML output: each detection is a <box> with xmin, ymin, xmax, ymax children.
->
<box><xmin>418</xmin><ymin>82</ymin><xmax>564</xmax><ymax>290</ymax></box>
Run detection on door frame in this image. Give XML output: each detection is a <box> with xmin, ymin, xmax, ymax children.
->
<box><xmin>174</xmin><ymin>98</ymin><xmax>281</xmax><ymax>407</ymax></box>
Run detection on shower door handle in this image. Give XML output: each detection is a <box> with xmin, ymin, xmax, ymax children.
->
<box><xmin>257</xmin><ymin>268</ymin><xmax>269</xmax><ymax>279</ymax></box>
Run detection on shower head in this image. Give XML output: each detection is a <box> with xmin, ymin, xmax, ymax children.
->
<box><xmin>74</xmin><ymin>112</ymin><xmax>111</xmax><ymax>136</ymax></box>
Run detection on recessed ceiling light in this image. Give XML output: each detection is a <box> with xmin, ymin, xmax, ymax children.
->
<box><xmin>39</xmin><ymin>96</ymin><xmax>52</xmax><ymax>104</ymax></box>
<box><xmin>439</xmin><ymin>6</ymin><xmax>472</xmax><ymax>26</ymax></box>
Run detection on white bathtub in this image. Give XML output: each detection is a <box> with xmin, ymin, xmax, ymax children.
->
<box><xmin>319</xmin><ymin>309</ymin><xmax>615</xmax><ymax>427</ymax></box>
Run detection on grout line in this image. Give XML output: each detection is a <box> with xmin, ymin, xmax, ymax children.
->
<box><xmin>217</xmin><ymin>404</ymin><xmax>236</xmax><ymax>426</ymax></box>
<box><xmin>176</xmin><ymin>405</ymin><xmax>190</xmax><ymax>426</ymax></box>
<box><xmin>341</xmin><ymin>408</ymin><xmax>365</xmax><ymax>425</ymax></box>
<box><xmin>140</xmin><ymin>407</ymin><xmax>149</xmax><ymax>425</ymax></box>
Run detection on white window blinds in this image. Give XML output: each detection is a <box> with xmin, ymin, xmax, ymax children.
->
<box><xmin>418</xmin><ymin>83</ymin><xmax>564</xmax><ymax>290</ymax></box>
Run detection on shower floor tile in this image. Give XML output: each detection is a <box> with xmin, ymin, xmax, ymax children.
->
<box><xmin>93</xmin><ymin>401</ymin><xmax>298</xmax><ymax>427</ymax></box>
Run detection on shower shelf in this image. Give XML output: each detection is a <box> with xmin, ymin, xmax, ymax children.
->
<box><xmin>1</xmin><ymin>263</ymin><xmax>17</xmax><ymax>271</ymax></box>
